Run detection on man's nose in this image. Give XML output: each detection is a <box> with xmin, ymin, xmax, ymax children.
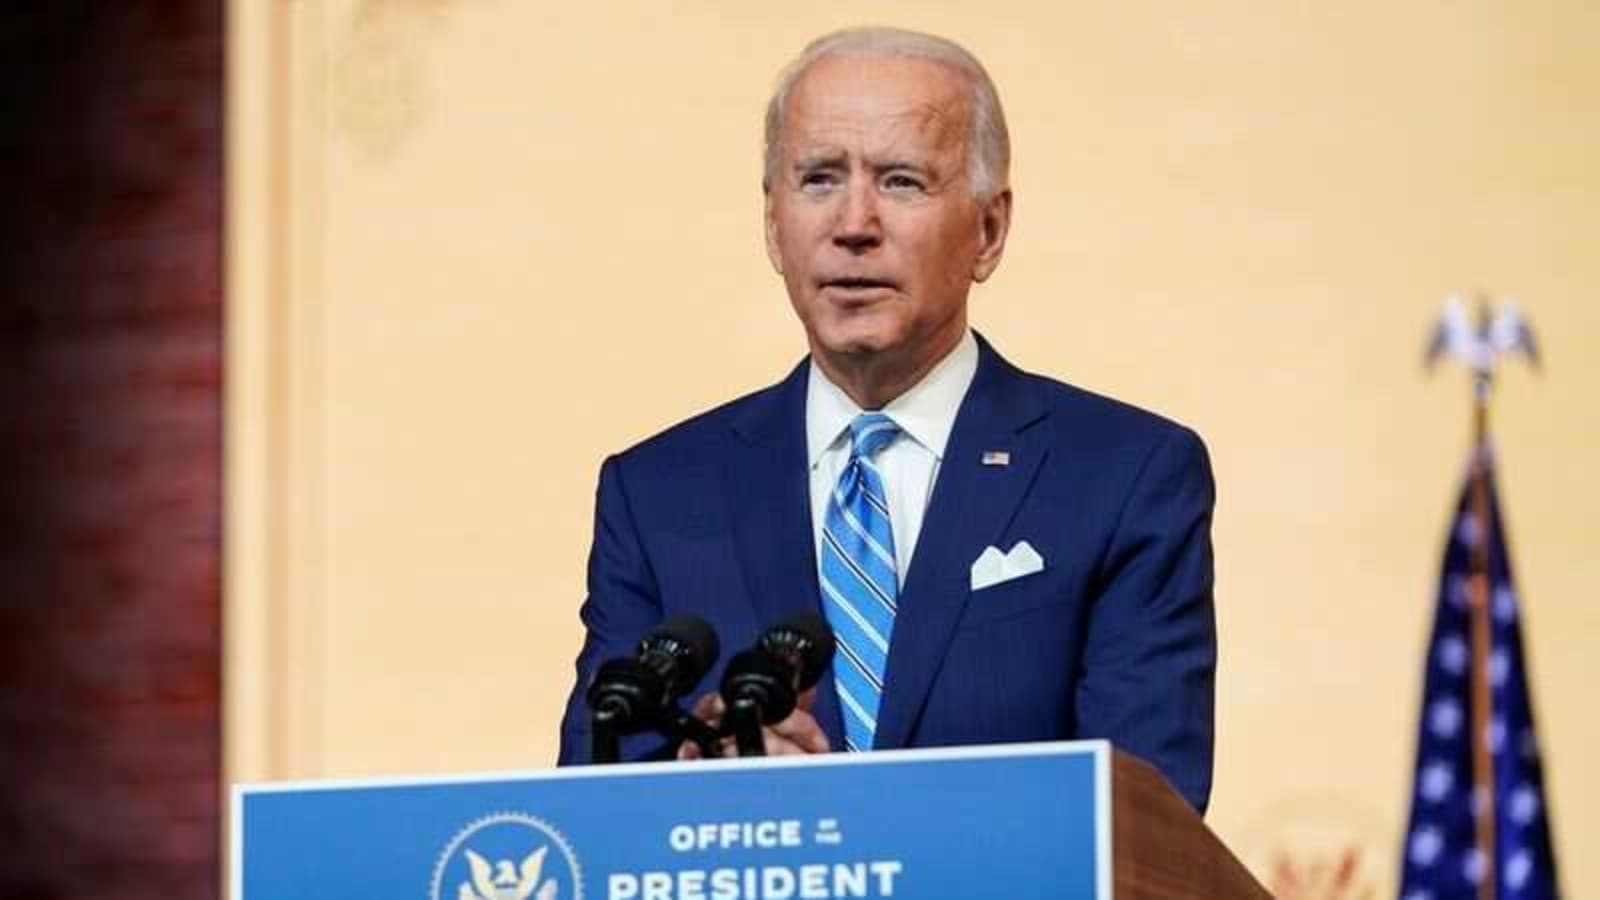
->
<box><xmin>831</xmin><ymin>178</ymin><xmax>881</xmax><ymax>253</ymax></box>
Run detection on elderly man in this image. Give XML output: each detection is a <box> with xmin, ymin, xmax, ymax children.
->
<box><xmin>557</xmin><ymin>27</ymin><xmax>1216</xmax><ymax>813</ymax></box>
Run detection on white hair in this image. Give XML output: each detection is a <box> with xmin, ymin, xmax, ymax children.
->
<box><xmin>762</xmin><ymin>26</ymin><xmax>1011</xmax><ymax>201</ymax></box>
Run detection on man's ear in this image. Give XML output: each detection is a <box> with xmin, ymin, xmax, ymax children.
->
<box><xmin>763</xmin><ymin>184</ymin><xmax>784</xmax><ymax>275</ymax></box>
<box><xmin>971</xmin><ymin>188</ymin><xmax>1013</xmax><ymax>283</ymax></box>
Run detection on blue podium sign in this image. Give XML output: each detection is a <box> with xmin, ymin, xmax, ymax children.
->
<box><xmin>232</xmin><ymin>740</ymin><xmax>1111</xmax><ymax>900</ymax></box>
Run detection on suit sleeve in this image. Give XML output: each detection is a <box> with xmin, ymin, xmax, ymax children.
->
<box><xmin>1074</xmin><ymin>426</ymin><xmax>1216</xmax><ymax>812</ymax></box>
<box><xmin>556</xmin><ymin>454</ymin><xmax>674</xmax><ymax>765</ymax></box>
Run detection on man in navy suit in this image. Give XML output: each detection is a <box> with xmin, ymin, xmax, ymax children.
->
<box><xmin>557</xmin><ymin>27</ymin><xmax>1216</xmax><ymax>812</ymax></box>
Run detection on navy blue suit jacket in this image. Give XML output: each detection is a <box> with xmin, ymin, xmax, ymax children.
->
<box><xmin>557</xmin><ymin>335</ymin><xmax>1216</xmax><ymax>812</ymax></box>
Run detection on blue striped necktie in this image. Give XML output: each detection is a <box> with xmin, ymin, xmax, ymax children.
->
<box><xmin>819</xmin><ymin>412</ymin><xmax>902</xmax><ymax>752</ymax></box>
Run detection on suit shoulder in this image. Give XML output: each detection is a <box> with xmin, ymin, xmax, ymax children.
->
<box><xmin>1021</xmin><ymin>369</ymin><xmax>1208</xmax><ymax>458</ymax></box>
<box><xmin>1011</xmin><ymin>367</ymin><xmax>1215</xmax><ymax>520</ymax></box>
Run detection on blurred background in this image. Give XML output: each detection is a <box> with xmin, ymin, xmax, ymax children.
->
<box><xmin>3</xmin><ymin>1</ymin><xmax>1595</xmax><ymax>896</ymax></box>
<box><xmin>1</xmin><ymin>4</ymin><xmax>221</xmax><ymax>897</ymax></box>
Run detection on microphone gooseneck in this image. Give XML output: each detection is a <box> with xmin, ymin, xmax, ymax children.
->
<box><xmin>719</xmin><ymin>613</ymin><xmax>837</xmax><ymax>756</ymax></box>
<box><xmin>586</xmin><ymin>615</ymin><xmax>720</xmax><ymax>763</ymax></box>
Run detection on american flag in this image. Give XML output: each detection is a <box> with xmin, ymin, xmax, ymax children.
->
<box><xmin>1399</xmin><ymin>453</ymin><xmax>1559</xmax><ymax>899</ymax></box>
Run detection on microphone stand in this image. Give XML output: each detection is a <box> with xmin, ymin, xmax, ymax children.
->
<box><xmin>665</xmin><ymin>707</ymin><xmax>725</xmax><ymax>759</ymax></box>
<box><xmin>726</xmin><ymin>697</ymin><xmax>767</xmax><ymax>757</ymax></box>
<box><xmin>589</xmin><ymin>704</ymin><xmax>624</xmax><ymax>765</ymax></box>
<box><xmin>592</xmin><ymin>702</ymin><xmax>725</xmax><ymax>764</ymax></box>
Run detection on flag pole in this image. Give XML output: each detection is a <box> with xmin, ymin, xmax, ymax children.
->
<box><xmin>1425</xmin><ymin>292</ymin><xmax>1539</xmax><ymax>900</ymax></box>
<box><xmin>1466</xmin><ymin>337</ymin><xmax>1497</xmax><ymax>900</ymax></box>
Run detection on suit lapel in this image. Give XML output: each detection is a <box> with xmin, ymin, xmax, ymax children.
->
<box><xmin>725</xmin><ymin>360</ymin><xmax>846</xmax><ymax>749</ymax></box>
<box><xmin>873</xmin><ymin>335</ymin><xmax>1050</xmax><ymax>749</ymax></box>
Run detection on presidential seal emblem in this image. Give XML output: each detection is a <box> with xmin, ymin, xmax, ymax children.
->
<box><xmin>431</xmin><ymin>812</ymin><xmax>583</xmax><ymax>900</ymax></box>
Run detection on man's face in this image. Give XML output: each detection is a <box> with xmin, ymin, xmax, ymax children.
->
<box><xmin>765</xmin><ymin>55</ymin><xmax>1010</xmax><ymax>373</ymax></box>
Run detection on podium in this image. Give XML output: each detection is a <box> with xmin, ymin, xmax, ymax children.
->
<box><xmin>232</xmin><ymin>740</ymin><xmax>1267</xmax><ymax>899</ymax></box>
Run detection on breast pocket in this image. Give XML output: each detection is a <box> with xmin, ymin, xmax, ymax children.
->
<box><xmin>957</xmin><ymin>566</ymin><xmax>1062</xmax><ymax>629</ymax></box>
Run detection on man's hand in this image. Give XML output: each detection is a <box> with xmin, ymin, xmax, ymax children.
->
<box><xmin>677</xmin><ymin>688</ymin><xmax>830</xmax><ymax>759</ymax></box>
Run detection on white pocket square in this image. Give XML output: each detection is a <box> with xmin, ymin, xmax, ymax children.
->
<box><xmin>969</xmin><ymin>540</ymin><xmax>1045</xmax><ymax>591</ymax></box>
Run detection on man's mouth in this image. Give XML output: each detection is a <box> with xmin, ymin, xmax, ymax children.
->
<box><xmin>820</xmin><ymin>277</ymin><xmax>897</xmax><ymax>292</ymax></box>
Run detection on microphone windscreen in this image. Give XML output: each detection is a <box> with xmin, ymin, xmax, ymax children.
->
<box><xmin>646</xmin><ymin>614</ymin><xmax>721</xmax><ymax>685</ymax></box>
<box><xmin>760</xmin><ymin>612</ymin><xmax>836</xmax><ymax>690</ymax></box>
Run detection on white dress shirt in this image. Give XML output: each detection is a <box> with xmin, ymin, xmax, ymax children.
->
<box><xmin>806</xmin><ymin>330</ymin><xmax>980</xmax><ymax>586</ymax></box>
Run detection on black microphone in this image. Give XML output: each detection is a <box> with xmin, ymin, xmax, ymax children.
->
<box><xmin>586</xmin><ymin>615</ymin><xmax>720</xmax><ymax>764</ymax></box>
<box><xmin>719</xmin><ymin>613</ymin><xmax>836</xmax><ymax>756</ymax></box>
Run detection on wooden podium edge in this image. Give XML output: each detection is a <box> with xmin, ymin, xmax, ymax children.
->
<box><xmin>1110</xmin><ymin>751</ymin><xmax>1271</xmax><ymax>899</ymax></box>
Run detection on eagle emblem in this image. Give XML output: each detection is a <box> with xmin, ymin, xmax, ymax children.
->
<box><xmin>458</xmin><ymin>846</ymin><xmax>559</xmax><ymax>900</ymax></box>
<box><xmin>432</xmin><ymin>812</ymin><xmax>582</xmax><ymax>900</ymax></box>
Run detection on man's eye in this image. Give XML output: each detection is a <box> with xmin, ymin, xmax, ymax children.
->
<box><xmin>800</xmin><ymin>172</ymin><xmax>838</xmax><ymax>190</ymax></box>
<box><xmin>883</xmin><ymin>174</ymin><xmax>926</xmax><ymax>192</ymax></box>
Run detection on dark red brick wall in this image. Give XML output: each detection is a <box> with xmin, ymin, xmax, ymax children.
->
<box><xmin>0</xmin><ymin>4</ymin><xmax>221</xmax><ymax>897</ymax></box>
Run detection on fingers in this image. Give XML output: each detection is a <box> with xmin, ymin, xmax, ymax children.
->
<box><xmin>761</xmin><ymin>731</ymin><xmax>812</xmax><ymax>756</ymax></box>
<box><xmin>679</xmin><ymin>691</ymin><xmax>725</xmax><ymax>760</ymax></box>
<box><xmin>688</xmin><ymin>731</ymin><xmax>810</xmax><ymax>758</ymax></box>
<box><xmin>690</xmin><ymin>691</ymin><xmax>725</xmax><ymax>726</ymax></box>
<box><xmin>677</xmin><ymin>690</ymin><xmax>830</xmax><ymax>759</ymax></box>
<box><xmin>768</xmin><ymin>706</ymin><xmax>830</xmax><ymax>755</ymax></box>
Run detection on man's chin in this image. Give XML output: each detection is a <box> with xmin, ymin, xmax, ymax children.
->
<box><xmin>813</xmin><ymin>330</ymin><xmax>900</xmax><ymax>360</ymax></box>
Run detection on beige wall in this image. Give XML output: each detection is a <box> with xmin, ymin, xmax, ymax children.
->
<box><xmin>226</xmin><ymin>1</ymin><xmax>1599</xmax><ymax>893</ymax></box>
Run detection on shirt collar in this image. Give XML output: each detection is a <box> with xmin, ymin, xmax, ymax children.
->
<box><xmin>805</xmin><ymin>329</ymin><xmax>979</xmax><ymax>469</ymax></box>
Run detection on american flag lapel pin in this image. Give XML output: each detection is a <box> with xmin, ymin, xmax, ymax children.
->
<box><xmin>981</xmin><ymin>450</ymin><xmax>1011</xmax><ymax>466</ymax></box>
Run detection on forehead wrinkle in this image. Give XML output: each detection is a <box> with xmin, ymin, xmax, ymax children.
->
<box><xmin>784</xmin><ymin>102</ymin><xmax>968</xmax><ymax>173</ymax></box>
<box><xmin>796</xmin><ymin>93</ymin><xmax>964</xmax><ymax>138</ymax></box>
